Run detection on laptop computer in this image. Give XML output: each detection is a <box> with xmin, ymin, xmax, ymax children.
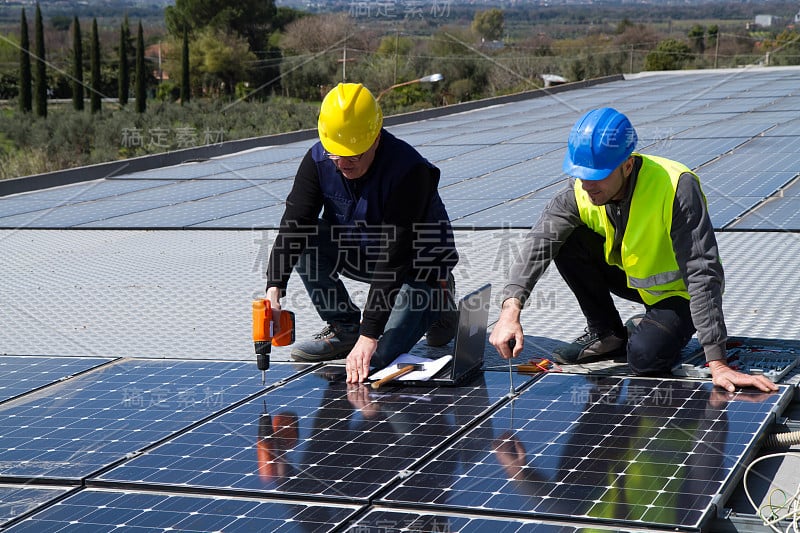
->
<box><xmin>401</xmin><ymin>283</ymin><xmax>491</xmax><ymax>387</ymax></box>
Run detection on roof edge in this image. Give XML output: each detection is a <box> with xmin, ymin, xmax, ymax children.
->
<box><xmin>0</xmin><ymin>75</ymin><xmax>622</xmax><ymax>198</ymax></box>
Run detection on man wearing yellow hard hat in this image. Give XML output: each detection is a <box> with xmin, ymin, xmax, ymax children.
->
<box><xmin>264</xmin><ymin>83</ymin><xmax>459</xmax><ymax>383</ymax></box>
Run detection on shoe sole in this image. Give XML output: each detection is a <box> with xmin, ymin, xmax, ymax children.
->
<box><xmin>554</xmin><ymin>347</ymin><xmax>627</xmax><ymax>365</ymax></box>
<box><xmin>290</xmin><ymin>347</ymin><xmax>352</xmax><ymax>363</ymax></box>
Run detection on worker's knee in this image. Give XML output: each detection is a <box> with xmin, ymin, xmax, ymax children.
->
<box><xmin>626</xmin><ymin>339</ymin><xmax>680</xmax><ymax>376</ymax></box>
<box><xmin>626</xmin><ymin>310</ymin><xmax>693</xmax><ymax>376</ymax></box>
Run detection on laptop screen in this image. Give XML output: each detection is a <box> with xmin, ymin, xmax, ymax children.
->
<box><xmin>449</xmin><ymin>283</ymin><xmax>491</xmax><ymax>381</ymax></box>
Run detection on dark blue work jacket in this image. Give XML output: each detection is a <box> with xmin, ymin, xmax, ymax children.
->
<box><xmin>309</xmin><ymin>129</ymin><xmax>457</xmax><ymax>282</ymax></box>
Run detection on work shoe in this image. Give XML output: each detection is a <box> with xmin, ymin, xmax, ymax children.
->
<box><xmin>426</xmin><ymin>274</ymin><xmax>458</xmax><ymax>347</ymax></box>
<box><xmin>290</xmin><ymin>323</ymin><xmax>360</xmax><ymax>362</ymax></box>
<box><xmin>553</xmin><ymin>327</ymin><xmax>627</xmax><ymax>365</ymax></box>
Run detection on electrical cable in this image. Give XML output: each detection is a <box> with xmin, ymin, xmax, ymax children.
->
<box><xmin>764</xmin><ymin>431</ymin><xmax>800</xmax><ymax>449</ymax></box>
<box><xmin>742</xmin><ymin>452</ymin><xmax>800</xmax><ymax>532</ymax></box>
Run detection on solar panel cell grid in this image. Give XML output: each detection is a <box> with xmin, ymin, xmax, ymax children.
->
<box><xmin>0</xmin><ymin>360</ymin><xmax>287</xmax><ymax>480</ymax></box>
<box><xmin>0</xmin><ymin>357</ymin><xmax>112</xmax><ymax>404</ymax></box>
<box><xmin>379</xmin><ymin>373</ymin><xmax>789</xmax><ymax>530</ymax></box>
<box><xmin>4</xmin><ymin>489</ymin><xmax>359</xmax><ymax>532</ymax></box>
<box><xmin>93</xmin><ymin>369</ymin><xmax>532</xmax><ymax>501</ymax></box>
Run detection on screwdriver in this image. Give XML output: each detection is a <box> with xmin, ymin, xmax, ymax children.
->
<box><xmin>507</xmin><ymin>339</ymin><xmax>516</xmax><ymax>397</ymax></box>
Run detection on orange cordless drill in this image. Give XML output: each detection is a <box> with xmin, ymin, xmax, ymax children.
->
<box><xmin>252</xmin><ymin>299</ymin><xmax>295</xmax><ymax>384</ymax></box>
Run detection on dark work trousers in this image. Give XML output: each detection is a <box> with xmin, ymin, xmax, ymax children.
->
<box><xmin>554</xmin><ymin>225</ymin><xmax>696</xmax><ymax>376</ymax></box>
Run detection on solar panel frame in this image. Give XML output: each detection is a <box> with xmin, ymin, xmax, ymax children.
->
<box><xmin>0</xmin><ymin>356</ymin><xmax>114</xmax><ymax>405</ymax></box>
<box><xmin>91</xmin><ymin>369</ymin><xmax>535</xmax><ymax>502</ymax></box>
<box><xmin>0</xmin><ymin>484</ymin><xmax>73</xmax><ymax>527</ymax></box>
<box><xmin>0</xmin><ymin>359</ymin><xmax>298</xmax><ymax>481</ymax></box>
<box><xmin>378</xmin><ymin>373</ymin><xmax>791</xmax><ymax>531</ymax></box>
<box><xmin>3</xmin><ymin>488</ymin><xmax>362</xmax><ymax>532</ymax></box>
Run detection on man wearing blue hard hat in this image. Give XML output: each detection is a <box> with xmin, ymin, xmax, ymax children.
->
<box><xmin>490</xmin><ymin>107</ymin><xmax>777</xmax><ymax>393</ymax></box>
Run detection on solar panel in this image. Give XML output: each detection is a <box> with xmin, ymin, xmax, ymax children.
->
<box><xmin>675</xmin><ymin>120</ymin><xmax>776</xmax><ymax>139</ymax></box>
<box><xmin>0</xmin><ymin>484</ymin><xmax>72</xmax><ymax>527</ymax></box>
<box><xmin>436</xmin><ymin>158</ymin><xmax>519</xmax><ymax>178</ymax></box>
<box><xmin>730</xmin><ymin>197</ymin><xmax>800</xmax><ymax>230</ymax></box>
<box><xmin>92</xmin><ymin>368</ymin><xmax>531</xmax><ymax>502</ymax></box>
<box><xmin>379</xmin><ymin>373</ymin><xmax>791</xmax><ymax>531</ymax></box>
<box><xmin>701</xmin><ymin>170</ymin><xmax>796</xmax><ymax>199</ymax></box>
<box><xmin>416</xmin><ymin>143</ymin><xmax>489</xmax><ymax>162</ymax></box>
<box><xmin>439</xmin><ymin>175</ymin><xmax>539</xmax><ymax>200</ymax></box>
<box><xmin>0</xmin><ymin>356</ymin><xmax>112</xmax><ymax>404</ymax></box>
<box><xmin>190</xmin><ymin>203</ymin><xmax>286</xmax><ymax>228</ymax></box>
<box><xmin>345</xmin><ymin>508</ymin><xmax>662</xmax><ymax>532</ymax></box>
<box><xmin>4</xmin><ymin>488</ymin><xmax>360</xmax><ymax>532</ymax></box>
<box><xmin>0</xmin><ymin>359</ymin><xmax>294</xmax><ymax>481</ymax></box>
<box><xmin>639</xmin><ymin>138</ymin><xmax>750</xmax><ymax>170</ymax></box>
<box><xmin>118</xmin><ymin>161</ymin><xmax>257</xmax><ymax>181</ymax></box>
<box><xmin>441</xmin><ymin>198</ymin><xmax>506</xmax><ymax>220</ymax></box>
<box><xmin>0</xmin><ymin>200</ymin><xmax>173</xmax><ymax>229</ymax></box>
<box><xmin>705</xmin><ymin>195</ymin><xmax>766</xmax><ymax>228</ymax></box>
<box><xmin>457</xmin><ymin>198</ymin><xmax>552</xmax><ymax>228</ymax></box>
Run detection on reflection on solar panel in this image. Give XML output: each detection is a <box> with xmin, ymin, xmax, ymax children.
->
<box><xmin>0</xmin><ymin>356</ymin><xmax>112</xmax><ymax>404</ymax></box>
<box><xmin>4</xmin><ymin>488</ymin><xmax>359</xmax><ymax>532</ymax></box>
<box><xmin>0</xmin><ymin>360</ymin><xmax>295</xmax><ymax>480</ymax></box>
<box><xmin>0</xmin><ymin>485</ymin><xmax>71</xmax><ymax>527</ymax></box>
<box><xmin>345</xmin><ymin>508</ymin><xmax>661</xmax><ymax>533</ymax></box>
<box><xmin>93</xmin><ymin>369</ymin><xmax>529</xmax><ymax>501</ymax></box>
<box><xmin>379</xmin><ymin>373</ymin><xmax>790</xmax><ymax>531</ymax></box>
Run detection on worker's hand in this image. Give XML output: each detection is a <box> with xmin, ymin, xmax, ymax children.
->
<box><xmin>489</xmin><ymin>298</ymin><xmax>524</xmax><ymax>359</ymax></box>
<box><xmin>265</xmin><ymin>286</ymin><xmax>282</xmax><ymax>311</ymax></box>
<box><xmin>346</xmin><ymin>336</ymin><xmax>378</xmax><ymax>383</ymax></box>
<box><xmin>708</xmin><ymin>359</ymin><xmax>779</xmax><ymax>393</ymax></box>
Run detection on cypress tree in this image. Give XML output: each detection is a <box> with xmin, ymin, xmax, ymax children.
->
<box><xmin>90</xmin><ymin>18</ymin><xmax>101</xmax><ymax>113</ymax></box>
<box><xmin>33</xmin><ymin>2</ymin><xmax>46</xmax><ymax>118</ymax></box>
<box><xmin>19</xmin><ymin>8</ymin><xmax>32</xmax><ymax>113</ymax></box>
<box><xmin>180</xmin><ymin>28</ymin><xmax>190</xmax><ymax>104</ymax></box>
<box><xmin>135</xmin><ymin>21</ymin><xmax>146</xmax><ymax>113</ymax></box>
<box><xmin>71</xmin><ymin>17</ymin><xmax>84</xmax><ymax>111</ymax></box>
<box><xmin>118</xmin><ymin>16</ymin><xmax>130</xmax><ymax>106</ymax></box>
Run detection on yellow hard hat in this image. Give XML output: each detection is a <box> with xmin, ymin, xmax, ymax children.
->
<box><xmin>318</xmin><ymin>83</ymin><xmax>383</xmax><ymax>156</ymax></box>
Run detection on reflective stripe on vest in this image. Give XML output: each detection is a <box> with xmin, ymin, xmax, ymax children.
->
<box><xmin>574</xmin><ymin>154</ymin><xmax>704</xmax><ymax>305</ymax></box>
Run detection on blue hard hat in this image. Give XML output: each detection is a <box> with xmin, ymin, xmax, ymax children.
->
<box><xmin>562</xmin><ymin>108</ymin><xmax>638</xmax><ymax>181</ymax></box>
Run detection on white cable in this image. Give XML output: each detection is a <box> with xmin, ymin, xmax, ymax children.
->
<box><xmin>742</xmin><ymin>452</ymin><xmax>800</xmax><ymax>533</ymax></box>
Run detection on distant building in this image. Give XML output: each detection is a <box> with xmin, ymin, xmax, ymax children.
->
<box><xmin>754</xmin><ymin>14</ymin><xmax>783</xmax><ymax>28</ymax></box>
<box><xmin>795</xmin><ymin>9</ymin><xmax>800</xmax><ymax>24</ymax></box>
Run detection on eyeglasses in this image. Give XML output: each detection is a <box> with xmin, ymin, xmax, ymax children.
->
<box><xmin>325</xmin><ymin>151</ymin><xmax>367</xmax><ymax>164</ymax></box>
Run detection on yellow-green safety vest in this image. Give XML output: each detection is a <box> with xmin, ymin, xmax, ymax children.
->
<box><xmin>574</xmin><ymin>153</ymin><xmax>706</xmax><ymax>305</ymax></box>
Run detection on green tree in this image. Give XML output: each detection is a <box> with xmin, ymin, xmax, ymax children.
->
<box><xmin>71</xmin><ymin>17</ymin><xmax>84</xmax><ymax>111</ymax></box>
<box><xmin>181</xmin><ymin>28</ymin><xmax>190</xmax><ymax>104</ymax></box>
<box><xmin>165</xmin><ymin>0</ymin><xmax>276</xmax><ymax>55</ymax></box>
<box><xmin>190</xmin><ymin>28</ymin><xmax>256</xmax><ymax>96</ymax></box>
<box><xmin>91</xmin><ymin>18</ymin><xmax>101</xmax><ymax>113</ymax></box>
<box><xmin>616</xmin><ymin>18</ymin><xmax>635</xmax><ymax>35</ymax></box>
<box><xmin>763</xmin><ymin>29</ymin><xmax>800</xmax><ymax>66</ymax></box>
<box><xmin>33</xmin><ymin>2</ymin><xmax>46</xmax><ymax>118</ymax></box>
<box><xmin>19</xmin><ymin>8</ymin><xmax>32</xmax><ymax>113</ymax></box>
<box><xmin>135</xmin><ymin>21</ymin><xmax>146</xmax><ymax>113</ymax></box>
<box><xmin>472</xmin><ymin>8</ymin><xmax>504</xmax><ymax>42</ymax></box>
<box><xmin>707</xmin><ymin>25</ymin><xmax>719</xmax><ymax>47</ymax></box>
<box><xmin>644</xmin><ymin>39</ymin><xmax>694</xmax><ymax>71</ymax></box>
<box><xmin>688</xmin><ymin>24</ymin><xmax>705</xmax><ymax>55</ymax></box>
<box><xmin>118</xmin><ymin>16</ymin><xmax>130</xmax><ymax>106</ymax></box>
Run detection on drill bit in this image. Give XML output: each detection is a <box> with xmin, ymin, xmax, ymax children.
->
<box><xmin>262</xmin><ymin>370</ymin><xmax>266</xmax><ymax>386</ymax></box>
